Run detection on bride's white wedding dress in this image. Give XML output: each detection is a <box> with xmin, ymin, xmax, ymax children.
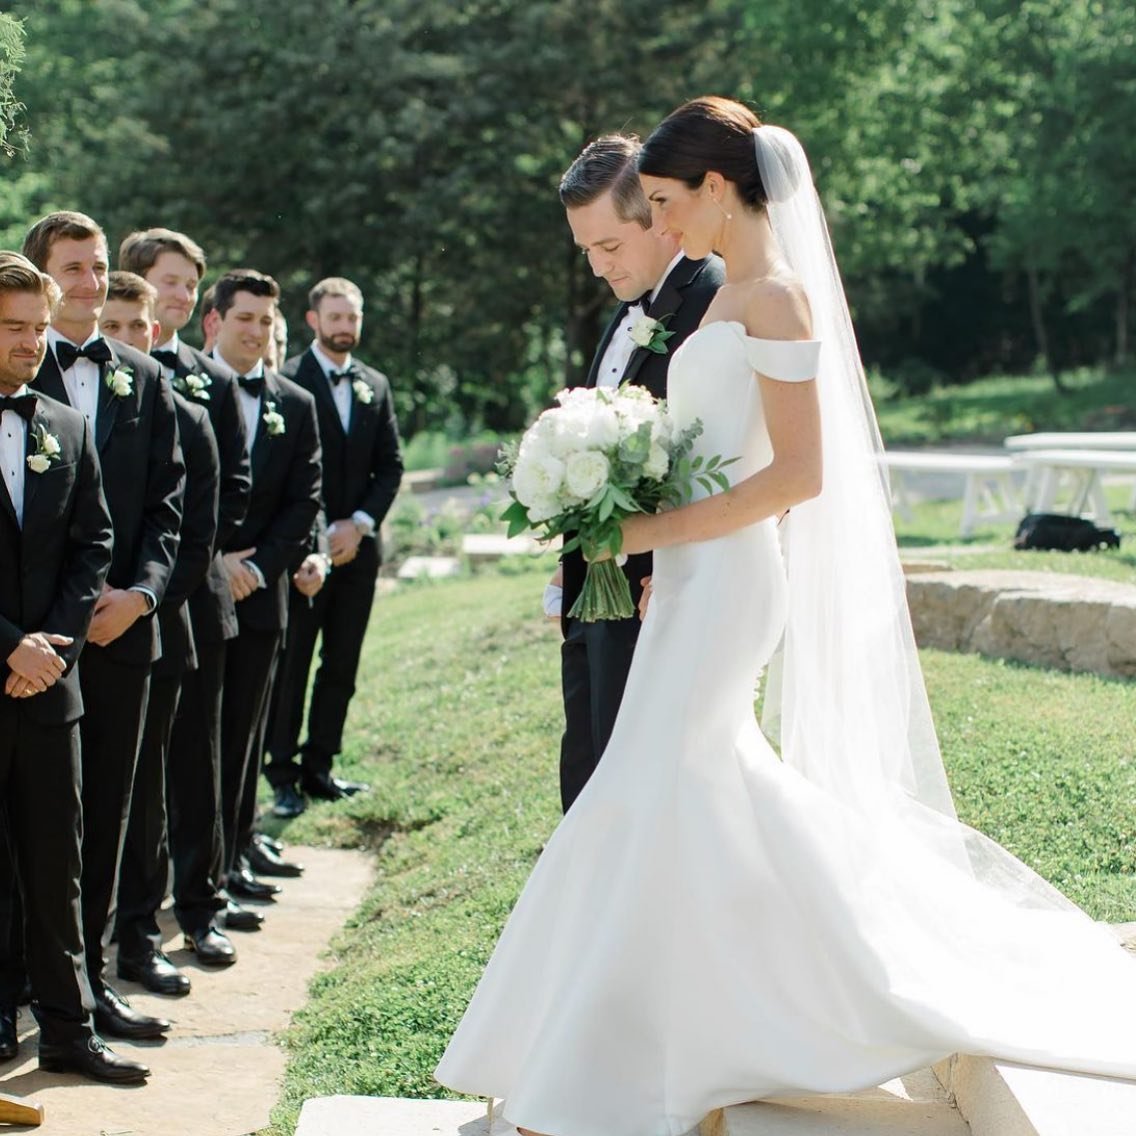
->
<box><xmin>435</xmin><ymin>321</ymin><xmax>1136</xmax><ymax>1136</ymax></box>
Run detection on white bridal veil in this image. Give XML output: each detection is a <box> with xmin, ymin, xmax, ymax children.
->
<box><xmin>755</xmin><ymin>125</ymin><xmax>1089</xmax><ymax>912</ymax></box>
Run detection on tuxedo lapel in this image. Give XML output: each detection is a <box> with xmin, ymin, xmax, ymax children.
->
<box><xmin>620</xmin><ymin>262</ymin><xmax>694</xmax><ymax>389</ymax></box>
<box><xmin>20</xmin><ymin>409</ymin><xmax>45</xmax><ymax>522</ymax></box>
<box><xmin>586</xmin><ymin>303</ymin><xmax>630</xmax><ymax>389</ymax></box>
<box><xmin>306</xmin><ymin>351</ymin><xmax>346</xmax><ymax>440</ymax></box>
<box><xmin>33</xmin><ymin>351</ymin><xmax>68</xmax><ymax>405</ymax></box>
<box><xmin>250</xmin><ymin>374</ymin><xmax>276</xmax><ymax>478</ymax></box>
<box><xmin>95</xmin><ymin>352</ymin><xmax>123</xmax><ymax>452</ymax></box>
<box><xmin>0</xmin><ymin>461</ymin><xmax>17</xmax><ymax>528</ymax></box>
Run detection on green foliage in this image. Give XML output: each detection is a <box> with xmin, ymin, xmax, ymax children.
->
<box><xmin>263</xmin><ymin>566</ymin><xmax>1136</xmax><ymax>1132</ymax></box>
<box><xmin>0</xmin><ymin>13</ymin><xmax>25</xmax><ymax>156</ymax></box>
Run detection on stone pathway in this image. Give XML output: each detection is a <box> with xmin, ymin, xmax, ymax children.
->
<box><xmin>0</xmin><ymin>846</ymin><xmax>372</xmax><ymax>1136</ymax></box>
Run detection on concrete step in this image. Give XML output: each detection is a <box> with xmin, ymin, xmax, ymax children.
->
<box><xmin>296</xmin><ymin>1072</ymin><xmax>965</xmax><ymax>1135</ymax></box>
<box><xmin>708</xmin><ymin>1069</ymin><xmax>968</xmax><ymax>1135</ymax></box>
<box><xmin>935</xmin><ymin>1055</ymin><xmax>1136</xmax><ymax>1136</ymax></box>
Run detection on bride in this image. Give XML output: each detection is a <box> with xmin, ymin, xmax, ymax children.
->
<box><xmin>435</xmin><ymin>96</ymin><xmax>1136</xmax><ymax>1136</ymax></box>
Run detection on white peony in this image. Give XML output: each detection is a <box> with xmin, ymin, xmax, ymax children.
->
<box><xmin>564</xmin><ymin>449</ymin><xmax>611</xmax><ymax>500</ymax></box>
<box><xmin>644</xmin><ymin>443</ymin><xmax>669</xmax><ymax>480</ymax></box>
<box><xmin>513</xmin><ymin>450</ymin><xmax>566</xmax><ymax>507</ymax></box>
<box><xmin>584</xmin><ymin>404</ymin><xmax>621</xmax><ymax>450</ymax></box>
<box><xmin>526</xmin><ymin>495</ymin><xmax>561</xmax><ymax>523</ymax></box>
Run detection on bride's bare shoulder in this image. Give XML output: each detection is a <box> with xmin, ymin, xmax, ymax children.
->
<box><xmin>739</xmin><ymin>274</ymin><xmax>813</xmax><ymax>341</ymax></box>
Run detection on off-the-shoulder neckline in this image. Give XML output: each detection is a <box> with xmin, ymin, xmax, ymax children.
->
<box><xmin>691</xmin><ymin>320</ymin><xmax>820</xmax><ymax>348</ymax></box>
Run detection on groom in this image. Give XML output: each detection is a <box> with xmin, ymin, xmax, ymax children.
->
<box><xmin>554</xmin><ymin>135</ymin><xmax>723</xmax><ymax>811</ymax></box>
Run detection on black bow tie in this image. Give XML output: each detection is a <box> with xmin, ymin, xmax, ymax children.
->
<box><xmin>0</xmin><ymin>394</ymin><xmax>37</xmax><ymax>422</ymax></box>
<box><xmin>55</xmin><ymin>337</ymin><xmax>113</xmax><ymax>371</ymax></box>
<box><xmin>238</xmin><ymin>373</ymin><xmax>265</xmax><ymax>397</ymax></box>
<box><xmin>634</xmin><ymin>293</ymin><xmax>653</xmax><ymax>317</ymax></box>
<box><xmin>151</xmin><ymin>349</ymin><xmax>180</xmax><ymax>369</ymax></box>
<box><xmin>329</xmin><ymin>366</ymin><xmax>356</xmax><ymax>386</ymax></box>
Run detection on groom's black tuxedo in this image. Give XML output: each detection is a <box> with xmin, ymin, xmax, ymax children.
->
<box><xmin>559</xmin><ymin>254</ymin><xmax>724</xmax><ymax>812</ymax></box>
<box><xmin>263</xmin><ymin>347</ymin><xmax>403</xmax><ymax>793</ymax></box>
<box><xmin>0</xmin><ymin>391</ymin><xmax>111</xmax><ymax>1043</ymax></box>
<box><xmin>29</xmin><ymin>336</ymin><xmax>185</xmax><ymax>997</ymax></box>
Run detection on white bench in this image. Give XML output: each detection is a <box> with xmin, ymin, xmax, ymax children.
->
<box><xmin>882</xmin><ymin>452</ymin><xmax>1022</xmax><ymax>537</ymax></box>
<box><xmin>1004</xmin><ymin>431</ymin><xmax>1136</xmax><ymax>452</ymax></box>
<box><xmin>1012</xmin><ymin>448</ymin><xmax>1136</xmax><ymax>524</ymax></box>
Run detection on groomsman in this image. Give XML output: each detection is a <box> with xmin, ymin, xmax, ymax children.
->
<box><xmin>17</xmin><ymin>212</ymin><xmax>184</xmax><ymax>1043</ymax></box>
<box><xmin>265</xmin><ymin>277</ymin><xmax>402</xmax><ymax>817</ymax></box>
<box><xmin>554</xmin><ymin>136</ymin><xmax>724</xmax><ymax>811</ymax></box>
<box><xmin>100</xmin><ymin>273</ymin><xmax>226</xmax><ymax>991</ymax></box>
<box><xmin>209</xmin><ymin>270</ymin><xmax>321</xmax><ymax>901</ymax></box>
<box><xmin>0</xmin><ymin>252</ymin><xmax>146</xmax><ymax>1082</ymax></box>
<box><xmin>118</xmin><ymin>228</ymin><xmax>255</xmax><ymax>943</ymax></box>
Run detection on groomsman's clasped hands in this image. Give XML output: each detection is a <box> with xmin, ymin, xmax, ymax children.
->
<box><xmin>0</xmin><ymin>213</ymin><xmax>404</xmax><ymax>1087</ymax></box>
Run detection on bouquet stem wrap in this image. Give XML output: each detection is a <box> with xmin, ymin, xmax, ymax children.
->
<box><xmin>569</xmin><ymin>557</ymin><xmax>634</xmax><ymax>622</ymax></box>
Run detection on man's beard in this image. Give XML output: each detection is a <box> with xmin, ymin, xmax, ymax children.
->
<box><xmin>319</xmin><ymin>331</ymin><xmax>358</xmax><ymax>355</ymax></box>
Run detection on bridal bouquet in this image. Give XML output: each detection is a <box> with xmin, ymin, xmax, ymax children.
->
<box><xmin>500</xmin><ymin>386</ymin><xmax>735</xmax><ymax>621</ymax></box>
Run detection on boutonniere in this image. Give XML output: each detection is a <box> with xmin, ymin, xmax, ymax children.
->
<box><xmin>629</xmin><ymin>312</ymin><xmax>676</xmax><ymax>355</ymax></box>
<box><xmin>352</xmin><ymin>378</ymin><xmax>374</xmax><ymax>405</ymax></box>
<box><xmin>106</xmin><ymin>366</ymin><xmax>134</xmax><ymax>398</ymax></box>
<box><xmin>27</xmin><ymin>423</ymin><xmax>62</xmax><ymax>473</ymax></box>
<box><xmin>173</xmin><ymin>372</ymin><xmax>212</xmax><ymax>401</ymax></box>
<box><xmin>262</xmin><ymin>399</ymin><xmax>286</xmax><ymax>437</ymax></box>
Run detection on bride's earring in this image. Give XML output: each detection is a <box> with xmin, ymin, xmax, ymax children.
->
<box><xmin>715</xmin><ymin>198</ymin><xmax>733</xmax><ymax>221</ymax></box>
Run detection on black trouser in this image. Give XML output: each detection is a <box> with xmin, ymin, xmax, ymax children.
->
<box><xmin>219</xmin><ymin>627</ymin><xmax>281</xmax><ymax>876</ymax></box>
<box><xmin>77</xmin><ymin>647</ymin><xmax>151</xmax><ymax>995</ymax></box>
<box><xmin>115</xmin><ymin>667</ymin><xmax>182</xmax><ymax>960</ymax></box>
<box><xmin>263</xmin><ymin>557</ymin><xmax>376</xmax><ymax>788</ymax></box>
<box><xmin>0</xmin><ymin>705</ymin><xmax>93</xmax><ymax>1044</ymax></box>
<box><xmin>168</xmin><ymin>639</ymin><xmax>228</xmax><ymax>934</ymax></box>
<box><xmin>558</xmin><ymin>614</ymin><xmax>641</xmax><ymax>813</ymax></box>
<box><xmin>235</xmin><ymin>643</ymin><xmax>279</xmax><ymax>859</ymax></box>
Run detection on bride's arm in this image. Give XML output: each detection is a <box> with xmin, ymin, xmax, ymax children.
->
<box><xmin>621</xmin><ymin>283</ymin><xmax>822</xmax><ymax>556</ymax></box>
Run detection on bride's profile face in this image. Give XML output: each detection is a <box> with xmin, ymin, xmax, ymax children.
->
<box><xmin>640</xmin><ymin>174</ymin><xmax>715</xmax><ymax>260</ymax></box>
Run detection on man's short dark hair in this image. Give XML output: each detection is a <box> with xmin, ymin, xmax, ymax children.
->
<box><xmin>106</xmin><ymin>270</ymin><xmax>158</xmax><ymax>313</ymax></box>
<box><xmin>119</xmin><ymin>228</ymin><xmax>207</xmax><ymax>281</ymax></box>
<box><xmin>558</xmin><ymin>134</ymin><xmax>651</xmax><ymax>228</ymax></box>
<box><xmin>22</xmin><ymin>211</ymin><xmax>107</xmax><ymax>269</ymax></box>
<box><xmin>211</xmin><ymin>268</ymin><xmax>280</xmax><ymax>318</ymax></box>
<box><xmin>0</xmin><ymin>250</ymin><xmax>62</xmax><ymax>309</ymax></box>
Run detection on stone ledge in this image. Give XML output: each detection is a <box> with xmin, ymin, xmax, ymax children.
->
<box><xmin>935</xmin><ymin>1055</ymin><xmax>1136</xmax><ymax>1136</ymax></box>
<box><xmin>907</xmin><ymin>570</ymin><xmax>1136</xmax><ymax>677</ymax></box>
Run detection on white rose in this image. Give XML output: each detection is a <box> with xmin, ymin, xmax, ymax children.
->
<box><xmin>526</xmin><ymin>495</ymin><xmax>561</xmax><ymax>523</ymax></box>
<box><xmin>513</xmin><ymin>451</ymin><xmax>566</xmax><ymax>507</ymax></box>
<box><xmin>564</xmin><ymin>450</ymin><xmax>611</xmax><ymax>500</ymax></box>
<box><xmin>26</xmin><ymin>454</ymin><xmax>50</xmax><ymax>474</ymax></box>
<box><xmin>584</xmin><ymin>404</ymin><xmax>621</xmax><ymax>450</ymax></box>
<box><xmin>352</xmin><ymin>379</ymin><xmax>374</xmax><ymax>405</ymax></box>
<box><xmin>263</xmin><ymin>408</ymin><xmax>286</xmax><ymax>436</ymax></box>
<box><xmin>41</xmin><ymin>432</ymin><xmax>62</xmax><ymax>457</ymax></box>
<box><xmin>108</xmin><ymin>368</ymin><xmax>133</xmax><ymax>397</ymax></box>
<box><xmin>629</xmin><ymin>315</ymin><xmax>659</xmax><ymax>348</ymax></box>
<box><xmin>644</xmin><ymin>443</ymin><xmax>669</xmax><ymax>480</ymax></box>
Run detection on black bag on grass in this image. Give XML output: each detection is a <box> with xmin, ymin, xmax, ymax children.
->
<box><xmin>1013</xmin><ymin>513</ymin><xmax>1120</xmax><ymax>552</ymax></box>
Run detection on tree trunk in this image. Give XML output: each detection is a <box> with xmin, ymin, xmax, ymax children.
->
<box><xmin>1026</xmin><ymin>265</ymin><xmax>1065</xmax><ymax>393</ymax></box>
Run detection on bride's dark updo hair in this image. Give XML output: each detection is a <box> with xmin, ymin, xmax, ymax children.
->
<box><xmin>639</xmin><ymin>96</ymin><xmax>767</xmax><ymax>210</ymax></box>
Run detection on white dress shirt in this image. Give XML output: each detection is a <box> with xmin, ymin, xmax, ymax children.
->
<box><xmin>48</xmin><ymin>326</ymin><xmax>101</xmax><ymax>427</ymax></box>
<box><xmin>215</xmin><ymin>349</ymin><xmax>264</xmax><ymax>449</ymax></box>
<box><xmin>594</xmin><ymin>253</ymin><xmax>684</xmax><ymax>390</ymax></box>
<box><xmin>0</xmin><ymin>386</ymin><xmax>29</xmax><ymax>529</ymax></box>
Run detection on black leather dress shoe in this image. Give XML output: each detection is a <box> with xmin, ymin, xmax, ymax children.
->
<box><xmin>227</xmin><ymin>863</ymin><xmax>281</xmax><ymax>902</ymax></box>
<box><xmin>0</xmin><ymin>1005</ymin><xmax>17</xmax><ymax>1062</ymax></box>
<box><xmin>39</xmin><ymin>1034</ymin><xmax>149</xmax><ymax>1084</ymax></box>
<box><xmin>117</xmin><ymin>949</ymin><xmax>191</xmax><ymax>997</ymax></box>
<box><xmin>272</xmin><ymin>783</ymin><xmax>306</xmax><ymax>819</ymax></box>
<box><xmin>302</xmin><ymin>773</ymin><xmax>370</xmax><ymax>801</ymax></box>
<box><xmin>184</xmin><ymin>927</ymin><xmax>237</xmax><ymax>966</ymax></box>
<box><xmin>223</xmin><ymin>899</ymin><xmax>264</xmax><ymax>932</ymax></box>
<box><xmin>254</xmin><ymin>832</ymin><xmax>285</xmax><ymax>855</ymax></box>
<box><xmin>246</xmin><ymin>839</ymin><xmax>304</xmax><ymax>877</ymax></box>
<box><xmin>94</xmin><ymin>985</ymin><xmax>170</xmax><ymax>1040</ymax></box>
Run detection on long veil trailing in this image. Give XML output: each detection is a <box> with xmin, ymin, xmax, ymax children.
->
<box><xmin>755</xmin><ymin>124</ymin><xmax>1094</xmax><ymax>912</ymax></box>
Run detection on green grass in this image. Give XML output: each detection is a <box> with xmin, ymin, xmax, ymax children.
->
<box><xmin>265</xmin><ymin>564</ymin><xmax>1136</xmax><ymax>1133</ymax></box>
<box><xmin>873</xmin><ymin>366</ymin><xmax>1136</xmax><ymax>446</ymax></box>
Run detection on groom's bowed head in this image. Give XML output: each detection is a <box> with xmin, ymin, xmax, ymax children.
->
<box><xmin>559</xmin><ymin>134</ymin><xmax>680</xmax><ymax>305</ymax></box>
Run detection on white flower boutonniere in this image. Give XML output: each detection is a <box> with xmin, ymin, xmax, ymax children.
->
<box><xmin>352</xmin><ymin>378</ymin><xmax>374</xmax><ymax>405</ymax></box>
<box><xmin>263</xmin><ymin>400</ymin><xmax>286</xmax><ymax>437</ymax></box>
<box><xmin>106</xmin><ymin>367</ymin><xmax>134</xmax><ymax>398</ymax></box>
<box><xmin>628</xmin><ymin>313</ymin><xmax>676</xmax><ymax>355</ymax></box>
<box><xmin>174</xmin><ymin>372</ymin><xmax>212</xmax><ymax>401</ymax></box>
<box><xmin>27</xmin><ymin>424</ymin><xmax>61</xmax><ymax>473</ymax></box>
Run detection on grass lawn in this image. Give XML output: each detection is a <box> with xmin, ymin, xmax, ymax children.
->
<box><xmin>873</xmin><ymin>366</ymin><xmax>1136</xmax><ymax>446</ymax></box>
<box><xmin>263</xmin><ymin>562</ymin><xmax>1136</xmax><ymax>1134</ymax></box>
